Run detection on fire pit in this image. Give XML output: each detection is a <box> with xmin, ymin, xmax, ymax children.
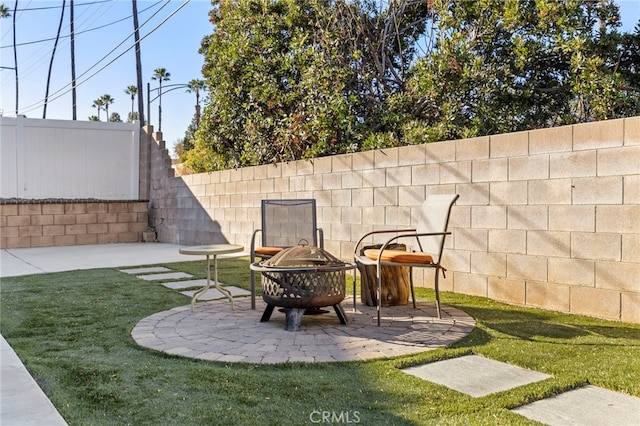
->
<box><xmin>250</xmin><ymin>244</ymin><xmax>354</xmax><ymax>331</ymax></box>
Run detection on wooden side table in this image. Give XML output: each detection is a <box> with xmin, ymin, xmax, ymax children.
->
<box><xmin>179</xmin><ymin>244</ymin><xmax>244</xmax><ymax>311</ymax></box>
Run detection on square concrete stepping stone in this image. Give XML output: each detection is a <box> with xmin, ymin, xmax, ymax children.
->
<box><xmin>180</xmin><ymin>285</ymin><xmax>251</xmax><ymax>300</ymax></box>
<box><xmin>137</xmin><ymin>272</ymin><xmax>193</xmax><ymax>281</ymax></box>
<box><xmin>512</xmin><ymin>385</ymin><xmax>640</xmax><ymax>426</ymax></box>
<box><xmin>402</xmin><ymin>355</ymin><xmax>551</xmax><ymax>397</ymax></box>
<box><xmin>120</xmin><ymin>266</ymin><xmax>172</xmax><ymax>274</ymax></box>
<box><xmin>161</xmin><ymin>279</ymin><xmax>207</xmax><ymax>290</ymax></box>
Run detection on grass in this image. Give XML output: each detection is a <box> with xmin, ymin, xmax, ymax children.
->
<box><xmin>2</xmin><ymin>256</ymin><xmax>639</xmax><ymax>425</ymax></box>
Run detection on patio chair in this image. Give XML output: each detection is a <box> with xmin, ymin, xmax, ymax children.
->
<box><xmin>353</xmin><ymin>194</ymin><xmax>459</xmax><ymax>325</ymax></box>
<box><xmin>250</xmin><ymin>199</ymin><xmax>324</xmax><ymax>309</ymax></box>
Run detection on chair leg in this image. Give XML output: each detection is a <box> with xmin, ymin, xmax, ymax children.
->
<box><xmin>377</xmin><ymin>269</ymin><xmax>382</xmax><ymax>326</ymax></box>
<box><xmin>352</xmin><ymin>267</ymin><xmax>357</xmax><ymax>312</ymax></box>
<box><xmin>434</xmin><ymin>268</ymin><xmax>441</xmax><ymax>319</ymax></box>
<box><xmin>250</xmin><ymin>268</ymin><xmax>256</xmax><ymax>310</ymax></box>
<box><xmin>409</xmin><ymin>267</ymin><xmax>416</xmax><ymax>308</ymax></box>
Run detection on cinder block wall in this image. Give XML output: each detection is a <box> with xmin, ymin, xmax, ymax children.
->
<box><xmin>149</xmin><ymin>117</ymin><xmax>640</xmax><ymax>323</ymax></box>
<box><xmin>0</xmin><ymin>201</ymin><xmax>149</xmax><ymax>248</ymax></box>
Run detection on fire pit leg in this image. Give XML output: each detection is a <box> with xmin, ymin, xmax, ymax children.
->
<box><xmin>260</xmin><ymin>305</ymin><xmax>276</xmax><ymax>322</ymax></box>
<box><xmin>284</xmin><ymin>308</ymin><xmax>305</xmax><ymax>331</ymax></box>
<box><xmin>333</xmin><ymin>304</ymin><xmax>348</xmax><ymax>325</ymax></box>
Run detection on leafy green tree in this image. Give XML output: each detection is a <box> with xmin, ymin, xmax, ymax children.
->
<box><xmin>127</xmin><ymin>111</ymin><xmax>140</xmax><ymax>123</ymax></box>
<box><xmin>109</xmin><ymin>112</ymin><xmax>122</xmax><ymax>122</ymax></box>
<box><xmin>185</xmin><ymin>0</ymin><xmax>639</xmax><ymax>172</ymax></box>
<box><xmin>175</xmin><ymin>113</ymin><xmax>199</xmax><ymax>160</ymax></box>
<box><xmin>600</xmin><ymin>22</ymin><xmax>640</xmax><ymax>118</ymax></box>
<box><xmin>88</xmin><ymin>115</ymin><xmax>99</xmax><ymax>121</ymax></box>
<box><xmin>191</xmin><ymin>0</ymin><xmax>430</xmax><ymax>171</ymax></box>
<box><xmin>406</xmin><ymin>0</ymin><xmax>638</xmax><ymax>141</ymax></box>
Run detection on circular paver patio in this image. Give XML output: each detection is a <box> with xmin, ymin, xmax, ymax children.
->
<box><xmin>131</xmin><ymin>297</ymin><xmax>476</xmax><ymax>364</ymax></box>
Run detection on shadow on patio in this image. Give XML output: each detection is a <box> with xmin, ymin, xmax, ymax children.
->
<box><xmin>131</xmin><ymin>297</ymin><xmax>476</xmax><ymax>364</ymax></box>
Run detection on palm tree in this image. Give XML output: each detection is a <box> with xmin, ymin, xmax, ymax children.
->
<box><xmin>186</xmin><ymin>79</ymin><xmax>206</xmax><ymax>126</ymax></box>
<box><xmin>124</xmin><ymin>85</ymin><xmax>137</xmax><ymax>120</ymax></box>
<box><xmin>92</xmin><ymin>98</ymin><xmax>105</xmax><ymax>120</ymax></box>
<box><xmin>132</xmin><ymin>0</ymin><xmax>145</xmax><ymax>127</ymax></box>
<box><xmin>70</xmin><ymin>0</ymin><xmax>77</xmax><ymax>119</ymax></box>
<box><xmin>0</xmin><ymin>3</ymin><xmax>11</xmax><ymax>17</ymax></box>
<box><xmin>12</xmin><ymin>1</ymin><xmax>18</xmax><ymax>115</ymax></box>
<box><xmin>151</xmin><ymin>68</ymin><xmax>170</xmax><ymax>131</ymax></box>
<box><xmin>101</xmin><ymin>94</ymin><xmax>114</xmax><ymax>121</ymax></box>
<box><xmin>43</xmin><ymin>0</ymin><xmax>66</xmax><ymax>118</ymax></box>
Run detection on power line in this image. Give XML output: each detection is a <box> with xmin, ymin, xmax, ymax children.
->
<box><xmin>17</xmin><ymin>0</ymin><xmax>172</xmax><ymax>113</ymax></box>
<box><xmin>1</xmin><ymin>0</ymin><xmax>119</xmax><ymax>88</ymax></box>
<box><xmin>17</xmin><ymin>0</ymin><xmax>192</xmax><ymax>115</ymax></box>
<box><xmin>10</xmin><ymin>0</ymin><xmax>112</xmax><ymax>12</ymax></box>
<box><xmin>0</xmin><ymin>0</ymin><xmax>164</xmax><ymax>49</ymax></box>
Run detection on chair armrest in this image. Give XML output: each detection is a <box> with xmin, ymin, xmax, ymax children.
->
<box><xmin>250</xmin><ymin>229</ymin><xmax>262</xmax><ymax>261</ymax></box>
<box><xmin>353</xmin><ymin>228</ymin><xmax>416</xmax><ymax>257</ymax></box>
<box><xmin>372</xmin><ymin>231</ymin><xmax>452</xmax><ymax>261</ymax></box>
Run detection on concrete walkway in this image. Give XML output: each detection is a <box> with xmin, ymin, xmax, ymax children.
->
<box><xmin>1</xmin><ymin>243</ymin><xmax>189</xmax><ymax>277</ymax></box>
<box><xmin>2</xmin><ymin>243</ymin><xmax>640</xmax><ymax>426</ymax></box>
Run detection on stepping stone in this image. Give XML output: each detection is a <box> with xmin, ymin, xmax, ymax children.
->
<box><xmin>120</xmin><ymin>266</ymin><xmax>172</xmax><ymax>274</ymax></box>
<box><xmin>402</xmin><ymin>355</ymin><xmax>551</xmax><ymax>397</ymax></box>
<box><xmin>180</xmin><ymin>285</ymin><xmax>251</xmax><ymax>300</ymax></box>
<box><xmin>137</xmin><ymin>272</ymin><xmax>193</xmax><ymax>281</ymax></box>
<box><xmin>161</xmin><ymin>279</ymin><xmax>207</xmax><ymax>290</ymax></box>
<box><xmin>512</xmin><ymin>385</ymin><xmax>640</xmax><ymax>426</ymax></box>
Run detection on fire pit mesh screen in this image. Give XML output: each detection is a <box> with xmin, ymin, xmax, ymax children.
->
<box><xmin>262</xmin><ymin>270</ymin><xmax>344</xmax><ymax>299</ymax></box>
<box><xmin>258</xmin><ymin>244</ymin><xmax>348</xmax><ymax>309</ymax></box>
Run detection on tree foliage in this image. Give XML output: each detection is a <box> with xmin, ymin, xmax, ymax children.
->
<box><xmin>183</xmin><ymin>0</ymin><xmax>640</xmax><ymax>172</ymax></box>
<box><xmin>406</xmin><ymin>0</ymin><xmax>639</xmax><ymax>141</ymax></box>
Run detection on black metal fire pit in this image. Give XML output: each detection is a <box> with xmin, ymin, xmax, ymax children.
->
<box><xmin>250</xmin><ymin>244</ymin><xmax>354</xmax><ymax>331</ymax></box>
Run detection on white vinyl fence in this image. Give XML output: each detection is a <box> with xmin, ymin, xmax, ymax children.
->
<box><xmin>1</xmin><ymin>116</ymin><xmax>140</xmax><ymax>200</ymax></box>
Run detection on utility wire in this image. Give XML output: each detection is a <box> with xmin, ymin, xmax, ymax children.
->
<box><xmin>12</xmin><ymin>0</ymin><xmax>171</xmax><ymax>110</ymax></box>
<box><xmin>10</xmin><ymin>0</ymin><xmax>112</xmax><ymax>12</ymax></box>
<box><xmin>1</xmin><ymin>0</ymin><xmax>118</xmax><ymax>88</ymax></box>
<box><xmin>17</xmin><ymin>0</ymin><xmax>191</xmax><ymax>115</ymax></box>
<box><xmin>0</xmin><ymin>0</ymin><xmax>164</xmax><ymax>49</ymax></box>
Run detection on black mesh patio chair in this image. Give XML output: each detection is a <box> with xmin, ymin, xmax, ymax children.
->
<box><xmin>250</xmin><ymin>199</ymin><xmax>324</xmax><ymax>309</ymax></box>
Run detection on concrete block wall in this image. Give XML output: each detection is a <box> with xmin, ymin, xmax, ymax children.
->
<box><xmin>0</xmin><ymin>201</ymin><xmax>149</xmax><ymax>248</ymax></box>
<box><xmin>148</xmin><ymin>116</ymin><xmax>640</xmax><ymax>323</ymax></box>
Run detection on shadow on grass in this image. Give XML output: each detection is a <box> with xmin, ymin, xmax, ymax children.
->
<box><xmin>449</xmin><ymin>303</ymin><xmax>640</xmax><ymax>346</ymax></box>
<box><xmin>3</xmin><ymin>264</ymin><xmax>640</xmax><ymax>424</ymax></box>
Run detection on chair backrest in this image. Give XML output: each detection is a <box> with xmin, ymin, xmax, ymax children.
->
<box><xmin>416</xmin><ymin>194</ymin><xmax>459</xmax><ymax>261</ymax></box>
<box><xmin>261</xmin><ymin>199</ymin><xmax>320</xmax><ymax>248</ymax></box>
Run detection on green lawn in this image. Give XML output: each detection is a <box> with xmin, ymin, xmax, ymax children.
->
<box><xmin>2</xmin><ymin>257</ymin><xmax>639</xmax><ymax>425</ymax></box>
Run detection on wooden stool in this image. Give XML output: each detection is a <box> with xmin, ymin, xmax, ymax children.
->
<box><xmin>358</xmin><ymin>244</ymin><xmax>410</xmax><ymax>306</ymax></box>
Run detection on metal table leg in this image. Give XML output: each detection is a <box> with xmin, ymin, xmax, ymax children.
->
<box><xmin>191</xmin><ymin>254</ymin><xmax>235</xmax><ymax>311</ymax></box>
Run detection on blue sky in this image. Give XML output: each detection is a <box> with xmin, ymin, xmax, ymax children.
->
<box><xmin>1</xmin><ymin>0</ymin><xmax>212</xmax><ymax>148</ymax></box>
<box><xmin>1</xmin><ymin>0</ymin><xmax>639</xmax><ymax>155</ymax></box>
